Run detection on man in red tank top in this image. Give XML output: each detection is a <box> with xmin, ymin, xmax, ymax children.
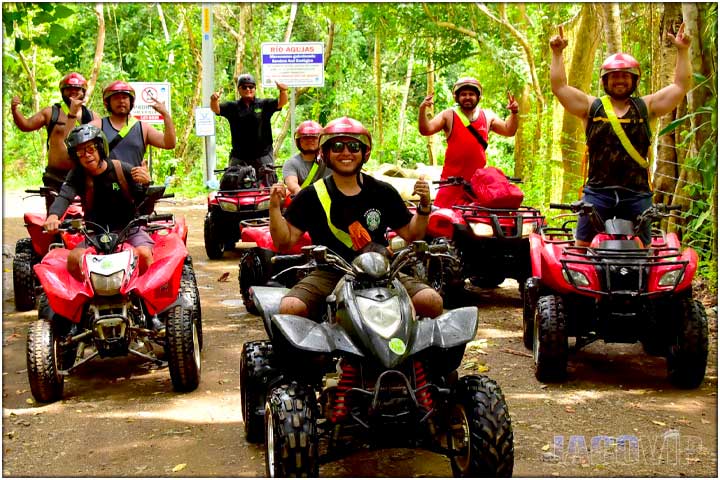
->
<box><xmin>418</xmin><ymin>77</ymin><xmax>519</xmax><ymax>208</ymax></box>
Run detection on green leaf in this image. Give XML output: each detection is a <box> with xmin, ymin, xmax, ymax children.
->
<box><xmin>48</xmin><ymin>24</ymin><xmax>68</xmax><ymax>42</ymax></box>
<box><xmin>14</xmin><ymin>37</ymin><xmax>31</xmax><ymax>53</ymax></box>
<box><xmin>658</xmin><ymin>117</ymin><xmax>688</xmax><ymax>136</ymax></box>
<box><xmin>53</xmin><ymin>5</ymin><xmax>75</xmax><ymax>18</ymax></box>
<box><xmin>35</xmin><ymin>11</ymin><xmax>54</xmax><ymax>24</ymax></box>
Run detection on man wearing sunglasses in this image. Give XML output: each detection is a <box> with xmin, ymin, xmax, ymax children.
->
<box><xmin>269</xmin><ymin>116</ymin><xmax>443</xmax><ymax>321</ymax></box>
<box><xmin>210</xmin><ymin>73</ymin><xmax>289</xmax><ymax>185</ymax></box>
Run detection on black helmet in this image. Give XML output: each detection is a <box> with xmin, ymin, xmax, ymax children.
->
<box><xmin>237</xmin><ymin>73</ymin><xmax>256</xmax><ymax>87</ymax></box>
<box><xmin>65</xmin><ymin>125</ymin><xmax>109</xmax><ymax>162</ymax></box>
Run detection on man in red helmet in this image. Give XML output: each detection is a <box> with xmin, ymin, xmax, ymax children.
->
<box><xmin>550</xmin><ymin>23</ymin><xmax>692</xmax><ymax>246</ymax></box>
<box><xmin>68</xmin><ymin>80</ymin><xmax>176</xmax><ymax>186</ymax></box>
<box><xmin>10</xmin><ymin>72</ymin><xmax>100</xmax><ymax>212</ymax></box>
<box><xmin>281</xmin><ymin>120</ymin><xmax>333</xmax><ymax>196</ymax></box>
<box><xmin>269</xmin><ymin>116</ymin><xmax>443</xmax><ymax>320</ymax></box>
<box><xmin>418</xmin><ymin>77</ymin><xmax>519</xmax><ymax>208</ymax></box>
<box><xmin>210</xmin><ymin>74</ymin><xmax>288</xmax><ymax>185</ymax></box>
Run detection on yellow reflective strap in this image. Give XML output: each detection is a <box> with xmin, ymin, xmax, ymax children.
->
<box><xmin>600</xmin><ymin>96</ymin><xmax>648</xmax><ymax>168</ymax></box>
<box><xmin>313</xmin><ymin>178</ymin><xmax>354</xmax><ymax>249</ymax></box>
<box><xmin>453</xmin><ymin>106</ymin><xmax>471</xmax><ymax>126</ymax></box>
<box><xmin>60</xmin><ymin>103</ymin><xmax>80</xmax><ymax>126</ymax></box>
<box><xmin>117</xmin><ymin>118</ymin><xmax>138</xmax><ymax>138</ymax></box>
<box><xmin>300</xmin><ymin>162</ymin><xmax>319</xmax><ymax>189</ymax></box>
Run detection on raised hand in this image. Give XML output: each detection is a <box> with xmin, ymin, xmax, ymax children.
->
<box><xmin>549</xmin><ymin>25</ymin><xmax>568</xmax><ymax>53</ymax></box>
<box><xmin>667</xmin><ymin>22</ymin><xmax>691</xmax><ymax>50</ymax></box>
<box><xmin>506</xmin><ymin>92</ymin><xmax>519</xmax><ymax>114</ymax></box>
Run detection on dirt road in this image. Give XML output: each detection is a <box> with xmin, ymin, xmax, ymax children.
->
<box><xmin>2</xmin><ymin>191</ymin><xmax>717</xmax><ymax>477</ymax></box>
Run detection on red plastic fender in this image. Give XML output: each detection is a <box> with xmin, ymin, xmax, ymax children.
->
<box><xmin>34</xmin><ymin>248</ymin><xmax>93</xmax><ymax>323</ymax></box>
<box><xmin>427</xmin><ymin>208</ymin><xmax>464</xmax><ymax>239</ymax></box>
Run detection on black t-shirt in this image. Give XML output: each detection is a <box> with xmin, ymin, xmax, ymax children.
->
<box><xmin>50</xmin><ymin>160</ymin><xmax>146</xmax><ymax>231</ymax></box>
<box><xmin>218</xmin><ymin>98</ymin><xmax>279</xmax><ymax>161</ymax></box>
<box><xmin>285</xmin><ymin>174</ymin><xmax>412</xmax><ymax>262</ymax></box>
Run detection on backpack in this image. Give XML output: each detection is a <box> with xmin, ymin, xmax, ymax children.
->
<box><xmin>47</xmin><ymin>103</ymin><xmax>93</xmax><ymax>148</ymax></box>
<box><xmin>220</xmin><ymin>165</ymin><xmax>257</xmax><ymax>191</ymax></box>
<box><xmin>470</xmin><ymin>166</ymin><xmax>524</xmax><ymax>209</ymax></box>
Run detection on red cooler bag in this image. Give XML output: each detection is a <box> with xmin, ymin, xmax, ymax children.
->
<box><xmin>470</xmin><ymin>167</ymin><xmax>524</xmax><ymax>209</ymax></box>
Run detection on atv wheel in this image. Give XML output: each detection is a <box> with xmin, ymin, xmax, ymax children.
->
<box><xmin>203</xmin><ymin>212</ymin><xmax>225</xmax><ymax>260</ymax></box>
<box><xmin>667</xmin><ymin>298</ymin><xmax>708</xmax><ymax>389</ymax></box>
<box><xmin>26</xmin><ymin>318</ymin><xmax>65</xmax><ymax>403</ymax></box>
<box><xmin>182</xmin><ymin>262</ymin><xmax>203</xmax><ymax>351</ymax></box>
<box><xmin>522</xmin><ymin>278</ymin><xmax>539</xmax><ymax>351</ymax></box>
<box><xmin>533</xmin><ymin>295</ymin><xmax>568</xmax><ymax>382</ymax></box>
<box><xmin>13</xmin><ymin>240</ymin><xmax>36</xmax><ymax>311</ymax></box>
<box><xmin>239</xmin><ymin>251</ymin><xmax>268</xmax><ymax>315</ymax></box>
<box><xmin>448</xmin><ymin>375</ymin><xmax>514</xmax><ymax>477</ymax></box>
<box><xmin>241</xmin><ymin>341</ymin><xmax>277</xmax><ymax>443</ymax></box>
<box><xmin>36</xmin><ymin>293</ymin><xmax>76</xmax><ymax>369</ymax></box>
<box><xmin>265</xmin><ymin>382</ymin><xmax>319</xmax><ymax>477</ymax></box>
<box><xmin>165</xmin><ymin>289</ymin><xmax>201</xmax><ymax>391</ymax></box>
<box><xmin>427</xmin><ymin>253</ymin><xmax>465</xmax><ymax>308</ymax></box>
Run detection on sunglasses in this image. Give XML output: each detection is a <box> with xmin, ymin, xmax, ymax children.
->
<box><xmin>76</xmin><ymin>144</ymin><xmax>98</xmax><ymax>156</ymax></box>
<box><xmin>329</xmin><ymin>140</ymin><xmax>362</xmax><ymax>154</ymax></box>
<box><xmin>239</xmin><ymin>84</ymin><xmax>256</xmax><ymax>91</ymax></box>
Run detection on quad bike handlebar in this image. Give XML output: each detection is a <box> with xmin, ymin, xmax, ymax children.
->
<box><xmin>550</xmin><ymin>201</ymin><xmax>683</xmax><ymax>235</ymax></box>
<box><xmin>433</xmin><ymin>175</ymin><xmax>523</xmax><ymax>187</ymax></box>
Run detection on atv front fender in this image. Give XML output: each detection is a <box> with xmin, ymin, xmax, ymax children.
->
<box><xmin>409</xmin><ymin>306</ymin><xmax>478</xmax><ymax>355</ymax></box>
<box><xmin>271</xmin><ymin>314</ymin><xmax>364</xmax><ymax>357</ymax></box>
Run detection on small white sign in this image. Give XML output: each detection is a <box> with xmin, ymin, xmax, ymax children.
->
<box><xmin>129</xmin><ymin>81</ymin><xmax>171</xmax><ymax>124</ymax></box>
<box><xmin>261</xmin><ymin>42</ymin><xmax>324</xmax><ymax>88</ymax></box>
<box><xmin>195</xmin><ymin>107</ymin><xmax>215</xmax><ymax>137</ymax></box>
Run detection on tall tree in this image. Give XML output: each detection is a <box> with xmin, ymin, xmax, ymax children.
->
<box><xmin>600</xmin><ymin>3</ymin><xmax>623</xmax><ymax>53</ymax></box>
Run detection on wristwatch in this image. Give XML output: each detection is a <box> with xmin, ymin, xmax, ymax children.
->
<box><xmin>417</xmin><ymin>203</ymin><xmax>432</xmax><ymax>216</ymax></box>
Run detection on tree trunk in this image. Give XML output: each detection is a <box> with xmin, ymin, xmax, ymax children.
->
<box><xmin>374</xmin><ymin>32</ymin><xmax>383</xmax><ymax>163</ymax></box>
<box><xmin>652</xmin><ymin>3</ymin><xmax>682</xmax><ymax>207</ymax></box>
<box><xmin>600</xmin><ymin>3</ymin><xmax>623</xmax><ymax>53</ymax></box>
<box><xmin>425</xmin><ymin>51</ymin><xmax>436</xmax><ymax>166</ymax></box>
<box><xmin>560</xmin><ymin>4</ymin><xmax>601</xmax><ymax>202</ymax></box>
<box><xmin>176</xmin><ymin>5</ymin><xmax>203</xmax><ymax>167</ymax></box>
<box><xmin>283</xmin><ymin>3</ymin><xmax>297</xmax><ymax>42</ymax></box>
<box><xmin>396</xmin><ymin>45</ymin><xmax>415</xmax><ymax>166</ymax></box>
<box><xmin>156</xmin><ymin>4</ymin><xmax>173</xmax><ymax>66</ymax></box>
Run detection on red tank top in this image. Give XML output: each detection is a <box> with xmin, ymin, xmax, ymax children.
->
<box><xmin>442</xmin><ymin>109</ymin><xmax>488</xmax><ymax>179</ymax></box>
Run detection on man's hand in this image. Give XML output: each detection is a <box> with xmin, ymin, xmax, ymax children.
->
<box><xmin>419</xmin><ymin>94</ymin><xmax>435</xmax><ymax>110</ymax></box>
<box><xmin>68</xmin><ymin>96</ymin><xmax>84</xmax><ymax>118</ymax></box>
<box><xmin>131</xmin><ymin>161</ymin><xmax>151</xmax><ymax>185</ymax></box>
<box><xmin>44</xmin><ymin>214</ymin><xmax>60</xmax><ymax>233</ymax></box>
<box><xmin>667</xmin><ymin>22</ymin><xmax>691</xmax><ymax>50</ymax></box>
<box><xmin>412</xmin><ymin>176</ymin><xmax>431</xmax><ymax>207</ymax></box>
<box><xmin>210</xmin><ymin>89</ymin><xmax>223</xmax><ymax>102</ymax></box>
<box><xmin>148</xmin><ymin>98</ymin><xmax>169</xmax><ymax>116</ymax></box>
<box><xmin>11</xmin><ymin>96</ymin><xmax>21</xmax><ymax>112</ymax></box>
<box><xmin>275</xmin><ymin>80</ymin><xmax>289</xmax><ymax>92</ymax></box>
<box><xmin>506</xmin><ymin>92</ymin><xmax>519</xmax><ymax>114</ymax></box>
<box><xmin>269</xmin><ymin>182</ymin><xmax>287</xmax><ymax>209</ymax></box>
<box><xmin>549</xmin><ymin>25</ymin><xmax>568</xmax><ymax>54</ymax></box>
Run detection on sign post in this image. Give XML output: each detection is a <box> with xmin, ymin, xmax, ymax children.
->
<box><xmin>201</xmin><ymin>4</ymin><xmax>217</xmax><ymax>188</ymax></box>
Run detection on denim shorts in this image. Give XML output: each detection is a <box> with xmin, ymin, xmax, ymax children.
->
<box><xmin>576</xmin><ymin>187</ymin><xmax>653</xmax><ymax>245</ymax></box>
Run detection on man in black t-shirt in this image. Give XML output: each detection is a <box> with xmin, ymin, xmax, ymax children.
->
<box><xmin>44</xmin><ymin>125</ymin><xmax>152</xmax><ymax>281</ymax></box>
<box><xmin>269</xmin><ymin>116</ymin><xmax>442</xmax><ymax>320</ymax></box>
<box><xmin>211</xmin><ymin>73</ymin><xmax>288</xmax><ymax>185</ymax></box>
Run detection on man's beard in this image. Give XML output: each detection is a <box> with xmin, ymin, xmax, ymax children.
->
<box><xmin>603</xmin><ymin>79</ymin><xmax>635</xmax><ymax>100</ymax></box>
<box><xmin>299</xmin><ymin>147</ymin><xmax>319</xmax><ymax>156</ymax></box>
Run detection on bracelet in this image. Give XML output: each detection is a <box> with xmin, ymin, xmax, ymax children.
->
<box><xmin>417</xmin><ymin>204</ymin><xmax>432</xmax><ymax>216</ymax></box>
<box><xmin>67</xmin><ymin>114</ymin><xmax>78</xmax><ymax>119</ymax></box>
<box><xmin>509</xmin><ymin>110</ymin><xmax>519</xmax><ymax>115</ymax></box>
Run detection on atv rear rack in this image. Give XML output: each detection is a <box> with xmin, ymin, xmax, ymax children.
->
<box><xmin>559</xmin><ymin>245</ymin><xmax>687</xmax><ymax>297</ymax></box>
<box><xmin>453</xmin><ymin>205</ymin><xmax>544</xmax><ymax>239</ymax></box>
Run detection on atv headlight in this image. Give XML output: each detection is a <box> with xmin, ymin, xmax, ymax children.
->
<box><xmin>659</xmin><ymin>269</ymin><xmax>683</xmax><ymax>287</ymax></box>
<box><xmin>219</xmin><ymin>199</ymin><xmax>238</xmax><ymax>212</ymax></box>
<box><xmin>469</xmin><ymin>221</ymin><xmax>494</xmax><ymax>237</ymax></box>
<box><xmin>257</xmin><ymin>200</ymin><xmax>270</xmax><ymax>210</ymax></box>
<box><xmin>356</xmin><ymin>296</ymin><xmax>402</xmax><ymax>339</ymax></box>
<box><xmin>91</xmin><ymin>270</ymin><xmax>125</xmax><ymax>296</ymax></box>
<box><xmin>563</xmin><ymin>268</ymin><xmax>590</xmax><ymax>287</ymax></box>
<box><xmin>521</xmin><ymin>221</ymin><xmax>538</xmax><ymax>237</ymax></box>
<box><xmin>389</xmin><ymin>236</ymin><xmax>407</xmax><ymax>252</ymax></box>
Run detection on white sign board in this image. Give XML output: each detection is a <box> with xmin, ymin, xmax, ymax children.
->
<box><xmin>194</xmin><ymin>107</ymin><xmax>215</xmax><ymax>136</ymax></box>
<box><xmin>261</xmin><ymin>42</ymin><xmax>324</xmax><ymax>88</ymax></box>
<box><xmin>129</xmin><ymin>81</ymin><xmax>171</xmax><ymax>124</ymax></box>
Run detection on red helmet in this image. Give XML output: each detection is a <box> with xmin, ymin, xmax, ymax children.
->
<box><xmin>294</xmin><ymin>120</ymin><xmax>322</xmax><ymax>150</ymax></box>
<box><xmin>59</xmin><ymin>72</ymin><xmax>88</xmax><ymax>93</ymax></box>
<box><xmin>103</xmin><ymin>80</ymin><xmax>136</xmax><ymax>111</ymax></box>
<box><xmin>320</xmin><ymin>116</ymin><xmax>372</xmax><ymax>162</ymax></box>
<box><xmin>453</xmin><ymin>77</ymin><xmax>483</xmax><ymax>98</ymax></box>
<box><xmin>600</xmin><ymin>53</ymin><xmax>641</xmax><ymax>78</ymax></box>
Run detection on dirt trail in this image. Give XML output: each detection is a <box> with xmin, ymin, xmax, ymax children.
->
<box><xmin>2</xmin><ymin>191</ymin><xmax>717</xmax><ymax>477</ymax></box>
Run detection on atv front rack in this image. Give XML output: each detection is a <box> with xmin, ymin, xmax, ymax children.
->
<box><xmin>559</xmin><ymin>244</ymin><xmax>688</xmax><ymax>297</ymax></box>
<box><xmin>453</xmin><ymin>205</ymin><xmax>544</xmax><ymax>239</ymax></box>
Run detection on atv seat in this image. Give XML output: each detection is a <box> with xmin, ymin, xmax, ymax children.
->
<box><xmin>598</xmin><ymin>239</ymin><xmax>645</xmax><ymax>250</ymax></box>
<box><xmin>250</xmin><ymin>286</ymin><xmax>290</xmax><ymax>320</ymax></box>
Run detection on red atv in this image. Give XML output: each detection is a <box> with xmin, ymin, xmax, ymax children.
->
<box><xmin>28</xmin><ymin>186</ymin><xmax>202</xmax><ymax>403</ymax></box>
<box><xmin>423</xmin><ymin>176</ymin><xmax>544</xmax><ymax>306</ymax></box>
<box><xmin>203</xmin><ymin>164</ymin><xmax>277</xmax><ymax>259</ymax></box>
<box><xmin>13</xmin><ymin>188</ymin><xmax>84</xmax><ymax>311</ymax></box>
<box><xmin>523</xmin><ymin>201</ymin><xmax>707</xmax><ymax>387</ymax></box>
<box><xmin>237</xmin><ymin>218</ymin><xmax>313</xmax><ymax>314</ymax></box>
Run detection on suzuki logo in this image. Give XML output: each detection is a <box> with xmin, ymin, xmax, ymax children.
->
<box><xmin>619</xmin><ymin>267</ymin><xmax>629</xmax><ymax>275</ymax></box>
